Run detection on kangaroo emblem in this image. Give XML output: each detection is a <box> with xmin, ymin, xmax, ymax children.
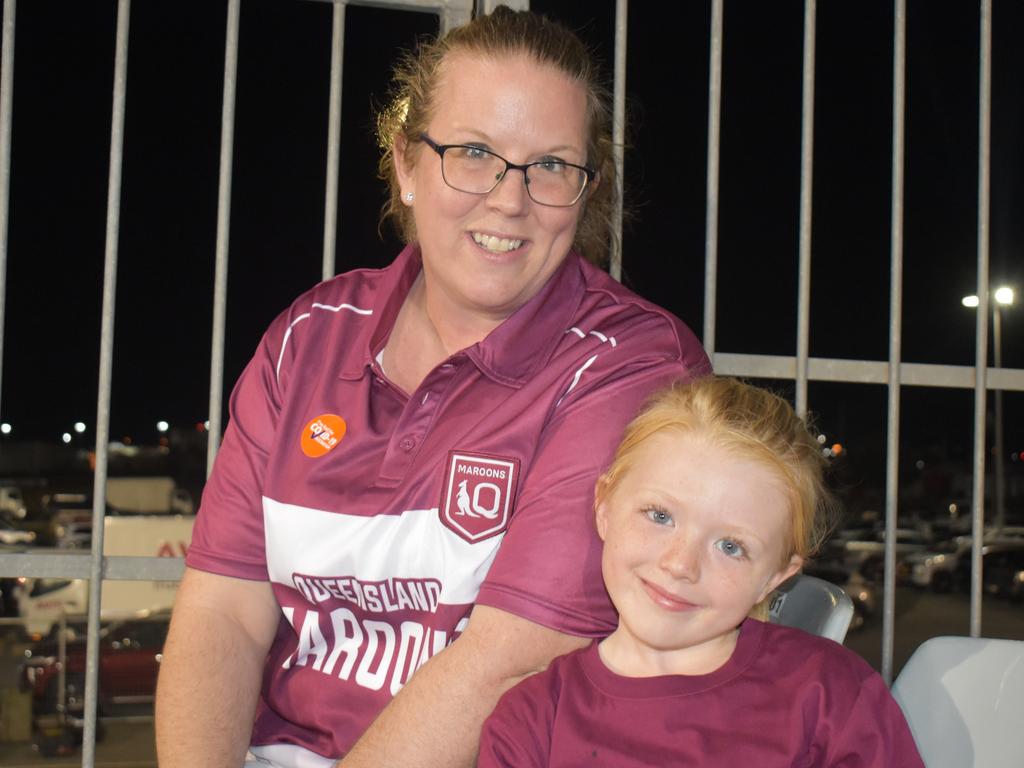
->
<box><xmin>456</xmin><ymin>480</ymin><xmax>475</xmax><ymax>517</ymax></box>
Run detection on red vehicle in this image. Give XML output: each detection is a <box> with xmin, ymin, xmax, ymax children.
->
<box><xmin>19</xmin><ymin>613</ymin><xmax>168</xmax><ymax>715</ymax></box>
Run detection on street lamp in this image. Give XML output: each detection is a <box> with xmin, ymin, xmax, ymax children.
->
<box><xmin>962</xmin><ymin>285</ymin><xmax>1014</xmax><ymax>531</ymax></box>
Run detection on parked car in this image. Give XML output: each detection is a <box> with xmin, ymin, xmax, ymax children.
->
<box><xmin>906</xmin><ymin>536</ymin><xmax>973</xmax><ymax>591</ymax></box>
<box><xmin>0</xmin><ymin>485</ymin><xmax>27</xmax><ymax>520</ymax></box>
<box><xmin>19</xmin><ymin>613</ymin><xmax>169</xmax><ymax>715</ymax></box>
<box><xmin>0</xmin><ymin>519</ymin><xmax>36</xmax><ymax>545</ymax></box>
<box><xmin>828</xmin><ymin>526</ymin><xmax>929</xmax><ymax>585</ymax></box>
<box><xmin>907</xmin><ymin>529</ymin><xmax>1024</xmax><ymax>591</ymax></box>
<box><xmin>952</xmin><ymin>541</ymin><xmax>1024</xmax><ymax>600</ymax></box>
<box><xmin>54</xmin><ymin>520</ymin><xmax>91</xmax><ymax>549</ymax></box>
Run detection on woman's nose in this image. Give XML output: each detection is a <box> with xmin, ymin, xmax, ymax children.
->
<box><xmin>486</xmin><ymin>168</ymin><xmax>530</xmax><ymax>215</ymax></box>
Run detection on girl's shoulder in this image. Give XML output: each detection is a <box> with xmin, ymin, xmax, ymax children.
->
<box><xmin>752</xmin><ymin>620</ymin><xmax>881</xmax><ymax>692</ymax></box>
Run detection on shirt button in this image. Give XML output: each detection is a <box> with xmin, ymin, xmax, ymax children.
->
<box><xmin>399</xmin><ymin>437</ymin><xmax>416</xmax><ymax>451</ymax></box>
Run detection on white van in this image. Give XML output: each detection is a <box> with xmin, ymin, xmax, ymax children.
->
<box><xmin>17</xmin><ymin>515</ymin><xmax>194</xmax><ymax>636</ymax></box>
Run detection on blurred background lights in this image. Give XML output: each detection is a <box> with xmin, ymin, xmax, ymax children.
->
<box><xmin>0</xmin><ymin>422</ymin><xmax>10</xmax><ymax>435</ymax></box>
<box><xmin>74</xmin><ymin>421</ymin><xmax>86</xmax><ymax>433</ymax></box>
<box><xmin>962</xmin><ymin>286</ymin><xmax>1014</xmax><ymax>308</ymax></box>
<box><xmin>61</xmin><ymin>432</ymin><xmax>72</xmax><ymax>444</ymax></box>
<box><xmin>831</xmin><ymin>443</ymin><xmax>843</xmax><ymax>456</ymax></box>
<box><xmin>156</xmin><ymin>420</ymin><xmax>169</xmax><ymax>433</ymax></box>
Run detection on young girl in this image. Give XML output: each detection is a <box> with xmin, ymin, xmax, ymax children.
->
<box><xmin>478</xmin><ymin>377</ymin><xmax>923</xmax><ymax>767</ymax></box>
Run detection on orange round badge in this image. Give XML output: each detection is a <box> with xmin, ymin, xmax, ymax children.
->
<box><xmin>301</xmin><ymin>413</ymin><xmax>347</xmax><ymax>458</ymax></box>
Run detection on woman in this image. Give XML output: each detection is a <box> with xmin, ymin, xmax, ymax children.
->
<box><xmin>155</xmin><ymin>7</ymin><xmax>710</xmax><ymax>768</ymax></box>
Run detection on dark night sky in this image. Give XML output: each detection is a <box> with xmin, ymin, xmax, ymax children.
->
<box><xmin>0</xmin><ymin>1</ymin><xmax>1022</xmax><ymax>496</ymax></box>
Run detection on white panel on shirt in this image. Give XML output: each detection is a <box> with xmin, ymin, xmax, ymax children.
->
<box><xmin>245</xmin><ymin>743</ymin><xmax>335</xmax><ymax>768</ymax></box>
<box><xmin>262</xmin><ymin>497</ymin><xmax>503</xmax><ymax>606</ymax></box>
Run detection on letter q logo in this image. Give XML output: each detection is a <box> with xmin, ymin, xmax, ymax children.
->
<box><xmin>440</xmin><ymin>451</ymin><xmax>519</xmax><ymax>543</ymax></box>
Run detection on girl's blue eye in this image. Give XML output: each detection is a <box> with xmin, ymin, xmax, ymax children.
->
<box><xmin>645</xmin><ymin>508</ymin><xmax>672</xmax><ymax>526</ymax></box>
<box><xmin>715</xmin><ymin>539</ymin><xmax>745</xmax><ymax>558</ymax></box>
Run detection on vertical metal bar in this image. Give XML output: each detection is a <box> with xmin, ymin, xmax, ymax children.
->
<box><xmin>0</xmin><ymin>0</ymin><xmax>15</xmax><ymax>422</ymax></box>
<box><xmin>609</xmin><ymin>0</ymin><xmax>627</xmax><ymax>282</ymax></box>
<box><xmin>57</xmin><ymin>611</ymin><xmax>67</xmax><ymax>725</ymax></box>
<box><xmin>881</xmin><ymin>0</ymin><xmax>906</xmax><ymax>687</ymax></box>
<box><xmin>82</xmin><ymin>1</ymin><xmax>131</xmax><ymax>764</ymax></box>
<box><xmin>703</xmin><ymin>0</ymin><xmax>723</xmax><ymax>356</ymax></box>
<box><xmin>970</xmin><ymin>0</ymin><xmax>992</xmax><ymax>638</ymax></box>
<box><xmin>794</xmin><ymin>0</ymin><xmax>816</xmax><ymax>418</ymax></box>
<box><xmin>993</xmin><ymin>306</ymin><xmax>1005</xmax><ymax>531</ymax></box>
<box><xmin>207</xmin><ymin>0</ymin><xmax>241</xmax><ymax>476</ymax></box>
<box><xmin>322</xmin><ymin>1</ymin><xmax>345</xmax><ymax>282</ymax></box>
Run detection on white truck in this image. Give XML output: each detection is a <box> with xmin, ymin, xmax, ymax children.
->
<box><xmin>106</xmin><ymin>476</ymin><xmax>193</xmax><ymax>515</ymax></box>
<box><xmin>16</xmin><ymin>515</ymin><xmax>194</xmax><ymax>636</ymax></box>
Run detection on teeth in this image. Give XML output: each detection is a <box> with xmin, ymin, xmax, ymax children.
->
<box><xmin>472</xmin><ymin>232</ymin><xmax>523</xmax><ymax>253</ymax></box>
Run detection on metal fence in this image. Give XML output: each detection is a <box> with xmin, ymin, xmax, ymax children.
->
<box><xmin>0</xmin><ymin>0</ymin><xmax>1022</xmax><ymax>765</ymax></box>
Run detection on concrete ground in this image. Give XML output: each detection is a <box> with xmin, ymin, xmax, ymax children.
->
<box><xmin>0</xmin><ymin>718</ymin><xmax>155</xmax><ymax>767</ymax></box>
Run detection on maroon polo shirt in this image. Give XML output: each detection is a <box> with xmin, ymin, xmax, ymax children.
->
<box><xmin>187</xmin><ymin>245</ymin><xmax>710</xmax><ymax>763</ymax></box>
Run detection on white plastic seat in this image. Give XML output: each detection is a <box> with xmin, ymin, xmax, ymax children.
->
<box><xmin>891</xmin><ymin>636</ymin><xmax>1024</xmax><ymax>768</ymax></box>
<box><xmin>766</xmin><ymin>573</ymin><xmax>854</xmax><ymax>643</ymax></box>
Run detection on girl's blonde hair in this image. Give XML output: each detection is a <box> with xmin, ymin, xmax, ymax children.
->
<box><xmin>595</xmin><ymin>376</ymin><xmax>840</xmax><ymax>618</ymax></box>
<box><xmin>376</xmin><ymin>5</ymin><xmax>615</xmax><ymax>265</ymax></box>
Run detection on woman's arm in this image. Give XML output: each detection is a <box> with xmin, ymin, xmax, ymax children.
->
<box><xmin>155</xmin><ymin>568</ymin><xmax>281</xmax><ymax>768</ymax></box>
<box><xmin>338</xmin><ymin>604</ymin><xmax>584</xmax><ymax>768</ymax></box>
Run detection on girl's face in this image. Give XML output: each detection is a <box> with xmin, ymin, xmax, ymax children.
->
<box><xmin>394</xmin><ymin>53</ymin><xmax>589</xmax><ymax>322</ymax></box>
<box><xmin>596</xmin><ymin>431</ymin><xmax>802</xmax><ymax>677</ymax></box>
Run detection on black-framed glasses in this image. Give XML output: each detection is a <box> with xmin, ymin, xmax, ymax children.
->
<box><xmin>419</xmin><ymin>133</ymin><xmax>595</xmax><ymax>208</ymax></box>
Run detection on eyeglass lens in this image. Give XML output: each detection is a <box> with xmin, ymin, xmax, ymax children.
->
<box><xmin>440</xmin><ymin>146</ymin><xmax>587</xmax><ymax>206</ymax></box>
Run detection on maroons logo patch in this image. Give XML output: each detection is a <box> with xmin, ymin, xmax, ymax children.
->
<box><xmin>301</xmin><ymin>413</ymin><xmax>347</xmax><ymax>458</ymax></box>
<box><xmin>440</xmin><ymin>451</ymin><xmax>519</xmax><ymax>543</ymax></box>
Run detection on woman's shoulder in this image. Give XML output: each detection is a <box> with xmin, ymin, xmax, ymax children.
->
<box><xmin>265</xmin><ymin>252</ymin><xmax>412</xmax><ymax>340</ymax></box>
<box><xmin>567</xmin><ymin>257</ymin><xmax>710</xmax><ymax>374</ymax></box>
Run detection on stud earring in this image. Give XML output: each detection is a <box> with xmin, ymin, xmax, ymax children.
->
<box><xmin>405</xmin><ymin>192</ymin><xmax>414</xmax><ymax>202</ymax></box>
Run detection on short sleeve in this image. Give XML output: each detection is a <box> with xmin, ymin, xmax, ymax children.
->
<box><xmin>475</xmin><ymin>357</ymin><xmax>698</xmax><ymax>637</ymax></box>
<box><xmin>823</xmin><ymin>675</ymin><xmax>925</xmax><ymax>767</ymax></box>
<box><xmin>185</xmin><ymin>310</ymin><xmax>294</xmax><ymax>581</ymax></box>
<box><xmin>478</xmin><ymin>664</ymin><xmax>559</xmax><ymax>768</ymax></box>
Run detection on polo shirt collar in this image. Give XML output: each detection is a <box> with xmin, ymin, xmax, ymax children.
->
<box><xmin>353</xmin><ymin>245</ymin><xmax>586</xmax><ymax>388</ymax></box>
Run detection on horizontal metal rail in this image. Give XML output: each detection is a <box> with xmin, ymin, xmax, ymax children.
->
<box><xmin>714</xmin><ymin>353</ymin><xmax>1024</xmax><ymax>391</ymax></box>
<box><xmin>0</xmin><ymin>553</ymin><xmax>185</xmax><ymax>581</ymax></box>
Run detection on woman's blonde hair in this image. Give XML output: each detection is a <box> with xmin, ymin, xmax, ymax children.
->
<box><xmin>376</xmin><ymin>5</ymin><xmax>615</xmax><ymax>265</ymax></box>
<box><xmin>595</xmin><ymin>376</ymin><xmax>840</xmax><ymax>618</ymax></box>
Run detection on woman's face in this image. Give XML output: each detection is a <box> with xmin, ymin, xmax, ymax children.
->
<box><xmin>396</xmin><ymin>53</ymin><xmax>590</xmax><ymax>322</ymax></box>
